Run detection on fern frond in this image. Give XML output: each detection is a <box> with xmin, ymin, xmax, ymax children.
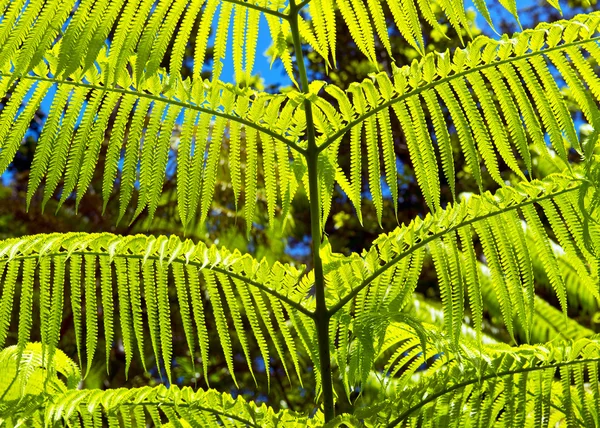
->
<box><xmin>479</xmin><ymin>264</ymin><xmax>594</xmax><ymax>344</ymax></box>
<box><xmin>2</xmin><ymin>0</ymin><xmax>292</xmax><ymax>85</ymax></box>
<box><xmin>301</xmin><ymin>0</ymin><xmax>565</xmax><ymax>66</ymax></box>
<box><xmin>318</xmin><ymin>12</ymin><xmax>600</xmax><ymax>221</ymax></box>
<box><xmin>0</xmin><ymin>53</ymin><xmax>306</xmax><ymax>229</ymax></box>
<box><xmin>326</xmin><ymin>321</ymin><xmax>600</xmax><ymax>426</ymax></box>
<box><xmin>6</xmin><ymin>12</ymin><xmax>600</xmax><ymax>229</ymax></box>
<box><xmin>366</xmin><ymin>336</ymin><xmax>600</xmax><ymax>427</ymax></box>
<box><xmin>0</xmin><ymin>343</ymin><xmax>80</xmax><ymax>425</ymax></box>
<box><xmin>326</xmin><ymin>173</ymin><xmax>599</xmax><ymax>387</ymax></box>
<box><xmin>0</xmin><ymin>0</ymin><xmax>566</xmax><ymax>90</ymax></box>
<box><xmin>530</xmin><ymin>296</ymin><xmax>593</xmax><ymax>342</ymax></box>
<box><xmin>0</xmin><ymin>233</ymin><xmax>314</xmax><ymax>384</ymax></box>
<box><xmin>0</xmin><ymin>342</ymin><xmax>314</xmax><ymax>427</ymax></box>
<box><xmin>405</xmin><ymin>294</ymin><xmax>498</xmax><ymax>346</ymax></box>
<box><xmin>44</xmin><ymin>384</ymin><xmax>315</xmax><ymax>427</ymax></box>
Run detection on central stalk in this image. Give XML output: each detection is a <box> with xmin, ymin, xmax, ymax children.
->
<box><xmin>288</xmin><ymin>1</ymin><xmax>335</xmax><ymax>421</ymax></box>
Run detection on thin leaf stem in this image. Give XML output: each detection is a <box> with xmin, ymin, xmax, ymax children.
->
<box><xmin>0</xmin><ymin>72</ymin><xmax>306</xmax><ymax>154</ymax></box>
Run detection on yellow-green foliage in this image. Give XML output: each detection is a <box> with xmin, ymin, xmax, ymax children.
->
<box><xmin>0</xmin><ymin>0</ymin><xmax>600</xmax><ymax>426</ymax></box>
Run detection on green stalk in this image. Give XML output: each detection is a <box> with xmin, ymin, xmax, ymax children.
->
<box><xmin>288</xmin><ymin>1</ymin><xmax>335</xmax><ymax>422</ymax></box>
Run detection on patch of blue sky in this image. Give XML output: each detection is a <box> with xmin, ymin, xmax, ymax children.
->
<box><xmin>285</xmin><ymin>234</ymin><xmax>312</xmax><ymax>258</ymax></box>
<box><xmin>466</xmin><ymin>0</ymin><xmax>544</xmax><ymax>33</ymax></box>
<box><xmin>1</xmin><ymin>170</ymin><xmax>13</xmax><ymax>186</ymax></box>
<box><xmin>204</xmin><ymin>8</ymin><xmax>291</xmax><ymax>87</ymax></box>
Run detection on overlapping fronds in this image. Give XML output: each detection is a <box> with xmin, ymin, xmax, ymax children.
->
<box><xmin>0</xmin><ymin>342</ymin><xmax>314</xmax><ymax>427</ymax></box>
<box><xmin>0</xmin><ymin>0</ymin><xmax>293</xmax><ymax>84</ymax></box>
<box><xmin>0</xmin><ymin>233</ymin><xmax>316</xmax><ymax>385</ymax></box>
<box><xmin>431</xmin><ymin>229</ymin><xmax>599</xmax><ymax>344</ymax></box>
<box><xmin>0</xmin><ymin>0</ymin><xmax>565</xmax><ymax>91</ymax></box>
<box><xmin>324</xmin><ymin>174</ymin><xmax>599</xmax><ymax>392</ymax></box>
<box><xmin>4</xmin><ymin>0</ymin><xmax>600</xmax><ymax>425</ymax></box>
<box><xmin>407</xmin><ymin>294</ymin><xmax>499</xmax><ymax>345</ymax></box>
<box><xmin>323</xmin><ymin>328</ymin><xmax>600</xmax><ymax>427</ymax></box>
<box><xmin>316</xmin><ymin>12</ymin><xmax>600</xmax><ymax>221</ymax></box>
<box><xmin>412</xmin><ymin>288</ymin><xmax>594</xmax><ymax>351</ymax></box>
<box><xmin>0</xmin><ymin>48</ymin><xmax>308</xmax><ymax>231</ymax></box>
<box><xmin>480</xmin><ymin>261</ymin><xmax>596</xmax><ymax>344</ymax></box>
<box><xmin>0</xmin><ymin>343</ymin><xmax>80</xmax><ymax>425</ymax></box>
<box><xmin>530</xmin><ymin>297</ymin><xmax>594</xmax><ymax>342</ymax></box>
<box><xmin>534</xmin><ymin>237</ymin><xmax>600</xmax><ymax>314</ymax></box>
<box><xmin>2</xmin><ymin>11</ymin><xmax>600</xmax><ymax>230</ymax></box>
<box><xmin>402</xmin><ymin>277</ymin><xmax>593</xmax><ymax>349</ymax></box>
<box><xmin>360</xmin><ymin>337</ymin><xmax>600</xmax><ymax>427</ymax></box>
<box><xmin>405</xmin><ymin>271</ymin><xmax>595</xmax><ymax>346</ymax></box>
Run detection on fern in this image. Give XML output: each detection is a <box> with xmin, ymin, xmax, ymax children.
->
<box><xmin>1</xmin><ymin>0</ymin><xmax>600</xmax><ymax>425</ymax></box>
<box><xmin>0</xmin><ymin>233</ymin><xmax>317</xmax><ymax>386</ymax></box>
<box><xmin>0</xmin><ymin>343</ymin><xmax>312</xmax><ymax>426</ymax></box>
<box><xmin>0</xmin><ymin>11</ymin><xmax>596</xmax><ymax>227</ymax></box>
<box><xmin>319</xmin><ymin>12</ymin><xmax>600</xmax><ymax>221</ymax></box>
<box><xmin>325</xmin><ymin>173</ymin><xmax>599</xmax><ymax>389</ymax></box>
<box><xmin>0</xmin><ymin>343</ymin><xmax>80</xmax><ymax>425</ymax></box>
<box><xmin>0</xmin><ymin>62</ymin><xmax>306</xmax><ymax>230</ymax></box>
<box><xmin>359</xmin><ymin>334</ymin><xmax>600</xmax><ymax>427</ymax></box>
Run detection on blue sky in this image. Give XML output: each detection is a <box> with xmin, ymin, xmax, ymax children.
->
<box><xmin>212</xmin><ymin>14</ymin><xmax>291</xmax><ymax>87</ymax></box>
<box><xmin>230</xmin><ymin>0</ymin><xmax>544</xmax><ymax>87</ymax></box>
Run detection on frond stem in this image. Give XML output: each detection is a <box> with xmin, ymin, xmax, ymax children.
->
<box><xmin>318</xmin><ymin>36</ymin><xmax>600</xmax><ymax>153</ymax></box>
<box><xmin>289</xmin><ymin>0</ymin><xmax>335</xmax><ymax>421</ymax></box>
<box><xmin>327</xmin><ymin>182</ymin><xmax>582</xmax><ymax>316</ymax></box>
<box><xmin>221</xmin><ymin>0</ymin><xmax>288</xmax><ymax>19</ymax></box>
<box><xmin>116</xmin><ymin>401</ymin><xmax>260</xmax><ymax>427</ymax></box>
<box><xmin>8</xmin><ymin>252</ymin><xmax>315</xmax><ymax>318</ymax></box>
<box><xmin>0</xmin><ymin>72</ymin><xmax>306</xmax><ymax>155</ymax></box>
<box><xmin>388</xmin><ymin>357</ymin><xmax>600</xmax><ymax>426</ymax></box>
